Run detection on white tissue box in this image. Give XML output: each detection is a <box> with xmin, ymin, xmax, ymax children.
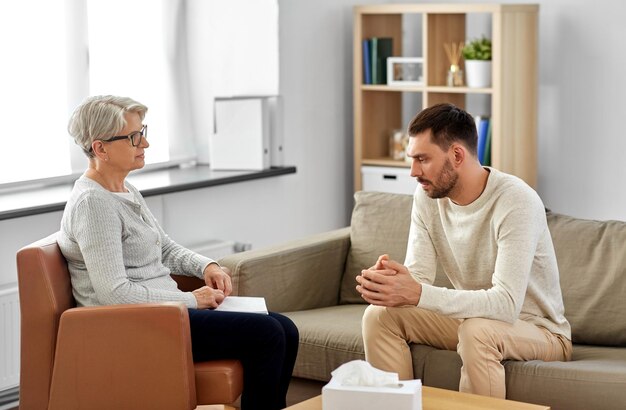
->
<box><xmin>322</xmin><ymin>378</ymin><xmax>422</xmax><ymax>410</ymax></box>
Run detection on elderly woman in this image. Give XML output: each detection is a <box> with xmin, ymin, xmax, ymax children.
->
<box><xmin>58</xmin><ymin>95</ymin><xmax>298</xmax><ymax>410</ymax></box>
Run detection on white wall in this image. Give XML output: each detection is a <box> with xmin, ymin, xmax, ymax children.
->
<box><xmin>0</xmin><ymin>213</ymin><xmax>64</xmax><ymax>289</ymax></box>
<box><xmin>533</xmin><ymin>0</ymin><xmax>626</xmax><ymax>221</ymax></box>
<box><xmin>278</xmin><ymin>0</ymin><xmax>356</xmax><ymax>225</ymax></box>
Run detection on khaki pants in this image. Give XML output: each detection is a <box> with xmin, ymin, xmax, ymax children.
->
<box><xmin>362</xmin><ymin>305</ymin><xmax>572</xmax><ymax>399</ymax></box>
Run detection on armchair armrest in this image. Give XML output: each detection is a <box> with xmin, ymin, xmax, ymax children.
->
<box><xmin>49</xmin><ymin>303</ymin><xmax>197</xmax><ymax>410</ymax></box>
<box><xmin>219</xmin><ymin>227</ymin><xmax>351</xmax><ymax>312</ymax></box>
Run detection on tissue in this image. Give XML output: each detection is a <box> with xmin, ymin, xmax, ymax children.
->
<box><xmin>323</xmin><ymin>361</ymin><xmax>422</xmax><ymax>410</ymax></box>
<box><xmin>330</xmin><ymin>360</ymin><xmax>399</xmax><ymax>387</ymax></box>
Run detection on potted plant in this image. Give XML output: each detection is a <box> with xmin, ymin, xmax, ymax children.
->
<box><xmin>462</xmin><ymin>37</ymin><xmax>492</xmax><ymax>88</ymax></box>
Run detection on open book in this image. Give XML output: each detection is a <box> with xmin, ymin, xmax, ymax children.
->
<box><xmin>215</xmin><ymin>296</ymin><xmax>268</xmax><ymax>314</ymax></box>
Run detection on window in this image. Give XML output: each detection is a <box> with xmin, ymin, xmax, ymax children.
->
<box><xmin>0</xmin><ymin>0</ymin><xmax>278</xmax><ymax>187</ymax></box>
<box><xmin>207</xmin><ymin>0</ymin><xmax>279</xmax><ymax>97</ymax></box>
<box><xmin>87</xmin><ymin>0</ymin><xmax>179</xmax><ymax>165</ymax></box>
<box><xmin>0</xmin><ymin>0</ymin><xmax>71</xmax><ymax>184</ymax></box>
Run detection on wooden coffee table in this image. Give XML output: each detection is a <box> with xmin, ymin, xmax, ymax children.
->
<box><xmin>285</xmin><ymin>386</ymin><xmax>550</xmax><ymax>410</ymax></box>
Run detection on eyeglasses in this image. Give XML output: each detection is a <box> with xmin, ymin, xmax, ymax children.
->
<box><xmin>101</xmin><ymin>124</ymin><xmax>148</xmax><ymax>147</ymax></box>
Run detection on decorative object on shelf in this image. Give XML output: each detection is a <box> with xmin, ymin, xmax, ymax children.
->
<box><xmin>389</xmin><ymin>129</ymin><xmax>410</xmax><ymax>161</ymax></box>
<box><xmin>386</xmin><ymin>57</ymin><xmax>424</xmax><ymax>86</ymax></box>
<box><xmin>463</xmin><ymin>36</ymin><xmax>492</xmax><ymax>88</ymax></box>
<box><xmin>443</xmin><ymin>42</ymin><xmax>464</xmax><ymax>86</ymax></box>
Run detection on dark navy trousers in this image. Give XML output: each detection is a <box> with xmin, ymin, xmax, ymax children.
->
<box><xmin>187</xmin><ymin>309</ymin><xmax>299</xmax><ymax>410</ymax></box>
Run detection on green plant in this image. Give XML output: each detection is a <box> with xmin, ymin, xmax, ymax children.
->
<box><xmin>462</xmin><ymin>37</ymin><xmax>492</xmax><ymax>61</ymax></box>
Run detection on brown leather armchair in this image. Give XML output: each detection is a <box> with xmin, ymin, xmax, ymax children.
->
<box><xmin>16</xmin><ymin>233</ymin><xmax>243</xmax><ymax>410</ymax></box>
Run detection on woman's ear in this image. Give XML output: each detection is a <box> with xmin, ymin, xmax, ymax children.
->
<box><xmin>91</xmin><ymin>141</ymin><xmax>108</xmax><ymax>161</ymax></box>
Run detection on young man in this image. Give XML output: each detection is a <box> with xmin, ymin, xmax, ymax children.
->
<box><xmin>356</xmin><ymin>103</ymin><xmax>571</xmax><ymax>399</ymax></box>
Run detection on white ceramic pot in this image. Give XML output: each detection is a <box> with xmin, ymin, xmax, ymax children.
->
<box><xmin>465</xmin><ymin>60</ymin><xmax>492</xmax><ymax>88</ymax></box>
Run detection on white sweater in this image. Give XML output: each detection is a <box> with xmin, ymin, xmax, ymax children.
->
<box><xmin>406</xmin><ymin>168</ymin><xmax>571</xmax><ymax>339</ymax></box>
<box><xmin>58</xmin><ymin>176</ymin><xmax>214</xmax><ymax>308</ymax></box>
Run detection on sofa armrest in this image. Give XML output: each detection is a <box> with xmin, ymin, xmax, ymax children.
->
<box><xmin>219</xmin><ymin>227</ymin><xmax>351</xmax><ymax>312</ymax></box>
<box><xmin>49</xmin><ymin>303</ymin><xmax>197</xmax><ymax>410</ymax></box>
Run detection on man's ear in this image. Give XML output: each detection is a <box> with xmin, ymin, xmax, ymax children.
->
<box><xmin>450</xmin><ymin>143</ymin><xmax>465</xmax><ymax>167</ymax></box>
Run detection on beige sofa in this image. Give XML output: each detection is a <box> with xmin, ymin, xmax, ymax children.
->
<box><xmin>220</xmin><ymin>191</ymin><xmax>626</xmax><ymax>410</ymax></box>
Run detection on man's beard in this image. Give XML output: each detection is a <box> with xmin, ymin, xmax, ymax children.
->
<box><xmin>418</xmin><ymin>158</ymin><xmax>458</xmax><ymax>199</ymax></box>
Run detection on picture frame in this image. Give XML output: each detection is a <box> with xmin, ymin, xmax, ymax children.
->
<box><xmin>387</xmin><ymin>57</ymin><xmax>424</xmax><ymax>86</ymax></box>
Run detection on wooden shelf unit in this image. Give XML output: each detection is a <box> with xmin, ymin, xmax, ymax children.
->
<box><xmin>353</xmin><ymin>4</ymin><xmax>538</xmax><ymax>191</ymax></box>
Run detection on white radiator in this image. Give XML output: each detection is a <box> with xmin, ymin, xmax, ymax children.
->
<box><xmin>0</xmin><ymin>287</ymin><xmax>19</xmax><ymax>391</ymax></box>
<box><xmin>189</xmin><ymin>239</ymin><xmax>245</xmax><ymax>260</ymax></box>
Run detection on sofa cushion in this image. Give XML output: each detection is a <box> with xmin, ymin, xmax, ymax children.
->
<box><xmin>283</xmin><ymin>305</ymin><xmax>367</xmax><ymax>381</ymax></box>
<box><xmin>412</xmin><ymin>343</ymin><xmax>626</xmax><ymax>410</ymax></box>
<box><xmin>547</xmin><ymin>212</ymin><xmax>626</xmax><ymax>345</ymax></box>
<box><xmin>505</xmin><ymin>345</ymin><xmax>626</xmax><ymax>410</ymax></box>
<box><xmin>340</xmin><ymin>191</ymin><xmax>414</xmax><ymax>304</ymax></box>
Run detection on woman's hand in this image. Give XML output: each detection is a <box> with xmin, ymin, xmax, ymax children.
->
<box><xmin>203</xmin><ymin>263</ymin><xmax>233</xmax><ymax>296</ymax></box>
<box><xmin>192</xmin><ymin>286</ymin><xmax>225</xmax><ymax>309</ymax></box>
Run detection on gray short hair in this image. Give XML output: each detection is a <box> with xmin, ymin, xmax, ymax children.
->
<box><xmin>68</xmin><ymin>95</ymin><xmax>148</xmax><ymax>158</ymax></box>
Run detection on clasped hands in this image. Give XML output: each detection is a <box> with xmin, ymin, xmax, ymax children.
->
<box><xmin>356</xmin><ymin>254</ymin><xmax>422</xmax><ymax>307</ymax></box>
<box><xmin>192</xmin><ymin>263</ymin><xmax>233</xmax><ymax>309</ymax></box>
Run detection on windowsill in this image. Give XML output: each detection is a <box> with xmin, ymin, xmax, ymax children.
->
<box><xmin>0</xmin><ymin>164</ymin><xmax>296</xmax><ymax>221</ymax></box>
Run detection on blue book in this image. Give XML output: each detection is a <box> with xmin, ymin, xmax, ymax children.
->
<box><xmin>483</xmin><ymin>119</ymin><xmax>492</xmax><ymax>166</ymax></box>
<box><xmin>477</xmin><ymin>117</ymin><xmax>490</xmax><ymax>164</ymax></box>
<box><xmin>362</xmin><ymin>39</ymin><xmax>371</xmax><ymax>84</ymax></box>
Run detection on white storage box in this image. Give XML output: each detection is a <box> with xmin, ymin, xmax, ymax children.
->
<box><xmin>361</xmin><ymin>166</ymin><xmax>416</xmax><ymax>195</ymax></box>
<box><xmin>322</xmin><ymin>378</ymin><xmax>422</xmax><ymax>410</ymax></box>
<box><xmin>210</xmin><ymin>98</ymin><xmax>270</xmax><ymax>170</ymax></box>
